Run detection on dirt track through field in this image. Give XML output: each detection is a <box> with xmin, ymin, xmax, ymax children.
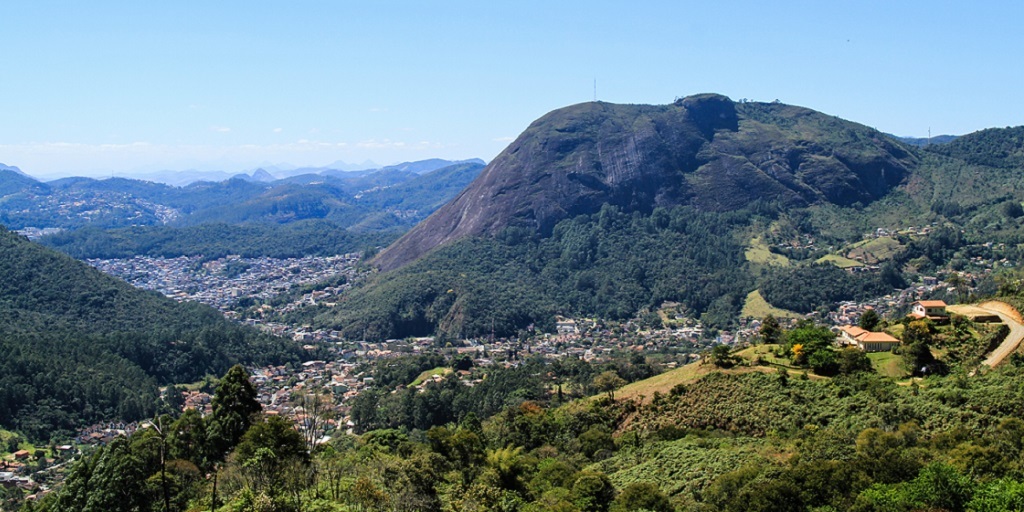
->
<box><xmin>963</xmin><ymin>301</ymin><xmax>1024</xmax><ymax>368</ymax></box>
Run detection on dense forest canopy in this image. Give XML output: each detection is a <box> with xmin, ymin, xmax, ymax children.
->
<box><xmin>0</xmin><ymin>227</ymin><xmax>298</xmax><ymax>440</ymax></box>
<box><xmin>301</xmin><ymin>204</ymin><xmax>754</xmax><ymax>340</ymax></box>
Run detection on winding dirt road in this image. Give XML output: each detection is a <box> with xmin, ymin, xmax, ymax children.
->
<box><xmin>949</xmin><ymin>301</ymin><xmax>1024</xmax><ymax>368</ymax></box>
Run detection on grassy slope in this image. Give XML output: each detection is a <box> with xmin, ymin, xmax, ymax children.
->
<box><xmin>740</xmin><ymin>290</ymin><xmax>804</xmax><ymax>320</ymax></box>
<box><xmin>744</xmin><ymin>237</ymin><xmax>790</xmax><ymax>268</ymax></box>
<box><xmin>409</xmin><ymin>367</ymin><xmax>452</xmax><ymax>387</ymax></box>
<box><xmin>846</xmin><ymin>236</ymin><xmax>904</xmax><ymax>264</ymax></box>
<box><xmin>816</xmin><ymin>253</ymin><xmax>865</xmax><ymax>268</ymax></box>
<box><xmin>868</xmin><ymin>351</ymin><xmax>906</xmax><ymax>378</ymax></box>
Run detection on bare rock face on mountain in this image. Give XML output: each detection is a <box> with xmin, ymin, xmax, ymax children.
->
<box><xmin>374</xmin><ymin>94</ymin><xmax>915</xmax><ymax>271</ymax></box>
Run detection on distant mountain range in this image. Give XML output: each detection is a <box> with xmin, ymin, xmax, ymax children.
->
<box><xmin>0</xmin><ymin>158</ymin><xmax>485</xmax><ymax>235</ymax></box>
<box><xmin>0</xmin><ymin>163</ymin><xmax>27</xmax><ymax>176</ymax></box>
<box><xmin>55</xmin><ymin>158</ymin><xmax>486</xmax><ymax>187</ymax></box>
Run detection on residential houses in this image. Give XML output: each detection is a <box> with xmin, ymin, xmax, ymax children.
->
<box><xmin>837</xmin><ymin>325</ymin><xmax>901</xmax><ymax>353</ymax></box>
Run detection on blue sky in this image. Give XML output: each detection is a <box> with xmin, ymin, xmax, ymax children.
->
<box><xmin>1</xmin><ymin>1</ymin><xmax>1022</xmax><ymax>178</ymax></box>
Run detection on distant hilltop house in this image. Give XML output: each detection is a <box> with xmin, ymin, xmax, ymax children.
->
<box><xmin>555</xmin><ymin>317</ymin><xmax>579</xmax><ymax>335</ymax></box>
<box><xmin>838</xmin><ymin>325</ymin><xmax>901</xmax><ymax>353</ymax></box>
<box><xmin>910</xmin><ymin>300</ymin><xmax>948</xmax><ymax>321</ymax></box>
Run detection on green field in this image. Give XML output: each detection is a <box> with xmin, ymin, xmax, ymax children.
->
<box><xmin>740</xmin><ymin>290</ymin><xmax>804</xmax><ymax>320</ymax></box>
<box><xmin>846</xmin><ymin>236</ymin><xmax>903</xmax><ymax>264</ymax></box>
<box><xmin>868</xmin><ymin>351</ymin><xmax>906</xmax><ymax>378</ymax></box>
<box><xmin>816</xmin><ymin>253</ymin><xmax>865</xmax><ymax>269</ymax></box>
<box><xmin>0</xmin><ymin>428</ymin><xmax>41</xmax><ymax>460</ymax></box>
<box><xmin>409</xmin><ymin>367</ymin><xmax>451</xmax><ymax>387</ymax></box>
<box><xmin>744</xmin><ymin>237</ymin><xmax>790</xmax><ymax>267</ymax></box>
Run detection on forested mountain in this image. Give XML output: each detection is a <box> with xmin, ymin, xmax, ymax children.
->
<box><xmin>0</xmin><ymin>226</ymin><xmax>299</xmax><ymax>440</ymax></box>
<box><xmin>312</xmin><ymin>95</ymin><xmax>1024</xmax><ymax>340</ymax></box>
<box><xmin>375</xmin><ymin>94</ymin><xmax>917</xmax><ymax>271</ymax></box>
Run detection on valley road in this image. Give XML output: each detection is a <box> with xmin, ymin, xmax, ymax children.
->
<box><xmin>949</xmin><ymin>301</ymin><xmax>1024</xmax><ymax>368</ymax></box>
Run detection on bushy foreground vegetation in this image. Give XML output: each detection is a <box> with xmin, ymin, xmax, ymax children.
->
<box><xmin>24</xmin><ymin>331</ymin><xmax>1024</xmax><ymax>512</ymax></box>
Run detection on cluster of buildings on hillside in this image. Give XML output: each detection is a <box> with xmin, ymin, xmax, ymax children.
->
<box><xmin>14</xmin><ymin>227</ymin><xmax>63</xmax><ymax>240</ymax></box>
<box><xmin>835</xmin><ymin>300</ymin><xmax>951</xmax><ymax>353</ymax></box>
<box><xmin>7</xmin><ymin>190</ymin><xmax>180</xmax><ymax>227</ymax></box>
<box><xmin>1</xmin><ymin>446</ymin><xmax>77</xmax><ymax>503</ymax></box>
<box><xmin>89</xmin><ymin>253</ymin><xmax>362</xmax><ymax>311</ymax></box>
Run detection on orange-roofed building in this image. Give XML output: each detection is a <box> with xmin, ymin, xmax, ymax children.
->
<box><xmin>911</xmin><ymin>300</ymin><xmax>948</xmax><ymax>320</ymax></box>
<box><xmin>838</xmin><ymin>325</ymin><xmax>901</xmax><ymax>353</ymax></box>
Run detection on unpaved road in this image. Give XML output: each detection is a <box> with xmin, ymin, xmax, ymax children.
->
<box><xmin>950</xmin><ymin>301</ymin><xmax>1024</xmax><ymax>368</ymax></box>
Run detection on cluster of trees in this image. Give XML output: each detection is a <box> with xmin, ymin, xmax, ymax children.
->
<box><xmin>759</xmin><ymin>264</ymin><xmax>901</xmax><ymax>314</ymax></box>
<box><xmin>350</xmin><ymin>354</ymin><xmax>656</xmax><ymax>434</ymax></box>
<box><xmin>23</xmin><ymin>359</ymin><xmax>672</xmax><ymax>512</ymax></box>
<box><xmin>760</xmin><ymin>318</ymin><xmax>873</xmax><ymax>377</ymax></box>
<box><xmin>25</xmin><ymin>365</ymin><xmax>301</xmax><ymax>511</ymax></box>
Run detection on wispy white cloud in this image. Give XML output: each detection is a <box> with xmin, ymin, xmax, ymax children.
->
<box><xmin>211</xmin><ymin>126</ymin><xmax>231</xmax><ymax>133</ymax></box>
<box><xmin>492</xmin><ymin>136</ymin><xmax>515</xmax><ymax>143</ymax></box>
<box><xmin>273</xmin><ymin>128</ymin><xmax>283</xmax><ymax>133</ymax></box>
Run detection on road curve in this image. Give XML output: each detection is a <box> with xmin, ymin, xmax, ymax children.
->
<box><xmin>973</xmin><ymin>301</ymin><xmax>1024</xmax><ymax>368</ymax></box>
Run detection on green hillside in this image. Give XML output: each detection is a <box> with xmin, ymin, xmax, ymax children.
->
<box><xmin>311</xmin><ymin>204</ymin><xmax>753</xmax><ymax>339</ymax></box>
<box><xmin>0</xmin><ymin>227</ymin><xmax>298</xmax><ymax>440</ymax></box>
<box><xmin>314</xmin><ymin>98</ymin><xmax>1024</xmax><ymax>340</ymax></box>
<box><xmin>40</xmin><ymin>219</ymin><xmax>396</xmax><ymax>259</ymax></box>
<box><xmin>29</xmin><ymin>332</ymin><xmax>1024</xmax><ymax>512</ymax></box>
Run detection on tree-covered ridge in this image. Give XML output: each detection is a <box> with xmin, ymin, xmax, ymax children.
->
<box><xmin>307</xmin><ymin>204</ymin><xmax>753</xmax><ymax>340</ymax></box>
<box><xmin>930</xmin><ymin>125</ymin><xmax>1024</xmax><ymax>170</ymax></box>
<box><xmin>0</xmin><ymin>227</ymin><xmax>298</xmax><ymax>439</ymax></box>
<box><xmin>38</xmin><ymin>220</ymin><xmax>395</xmax><ymax>260</ymax></box>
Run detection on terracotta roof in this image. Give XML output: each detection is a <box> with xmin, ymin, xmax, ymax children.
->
<box><xmin>859</xmin><ymin>332</ymin><xmax>899</xmax><ymax>343</ymax></box>
<box><xmin>915</xmin><ymin>300</ymin><xmax>947</xmax><ymax>308</ymax></box>
<box><xmin>841</xmin><ymin>325</ymin><xmax>868</xmax><ymax>337</ymax></box>
<box><xmin>840</xmin><ymin>325</ymin><xmax>899</xmax><ymax>344</ymax></box>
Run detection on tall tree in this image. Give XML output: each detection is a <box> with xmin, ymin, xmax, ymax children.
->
<box><xmin>859</xmin><ymin>309</ymin><xmax>880</xmax><ymax>331</ymax></box>
<box><xmin>760</xmin><ymin>314</ymin><xmax>783</xmax><ymax>345</ymax></box>
<box><xmin>208</xmin><ymin>365</ymin><xmax>261</xmax><ymax>457</ymax></box>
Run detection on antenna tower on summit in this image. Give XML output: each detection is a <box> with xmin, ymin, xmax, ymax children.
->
<box><xmin>593</xmin><ymin>79</ymin><xmax>597</xmax><ymax>102</ymax></box>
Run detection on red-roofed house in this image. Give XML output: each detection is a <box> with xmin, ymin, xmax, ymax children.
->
<box><xmin>838</xmin><ymin>325</ymin><xmax>901</xmax><ymax>353</ymax></box>
<box><xmin>911</xmin><ymin>300</ymin><xmax>948</xmax><ymax>320</ymax></box>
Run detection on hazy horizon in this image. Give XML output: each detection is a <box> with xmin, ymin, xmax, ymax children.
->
<box><xmin>2</xmin><ymin>2</ymin><xmax>1022</xmax><ymax>177</ymax></box>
